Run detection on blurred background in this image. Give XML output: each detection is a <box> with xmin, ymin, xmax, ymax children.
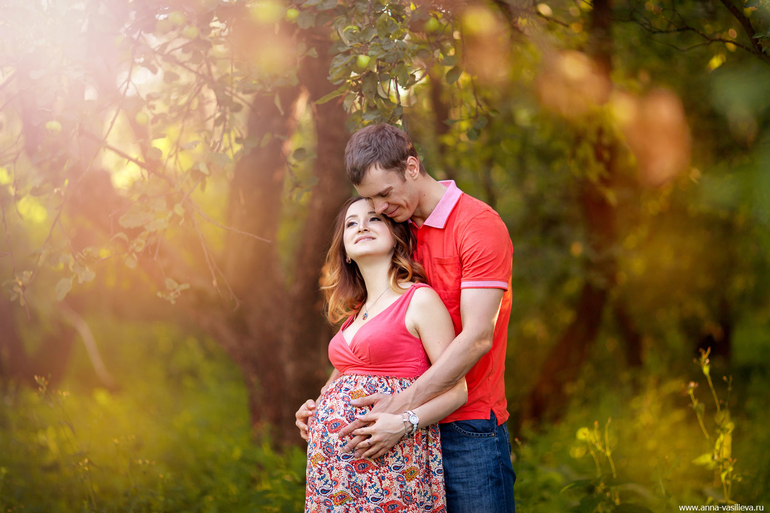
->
<box><xmin>1</xmin><ymin>0</ymin><xmax>769</xmax><ymax>511</ymax></box>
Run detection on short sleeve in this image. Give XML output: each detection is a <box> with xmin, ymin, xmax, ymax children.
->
<box><xmin>458</xmin><ymin>209</ymin><xmax>513</xmax><ymax>290</ymax></box>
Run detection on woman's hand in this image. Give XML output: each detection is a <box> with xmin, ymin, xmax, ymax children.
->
<box><xmin>295</xmin><ymin>399</ymin><xmax>317</xmax><ymax>441</ymax></box>
<box><xmin>350</xmin><ymin>413</ymin><xmax>406</xmax><ymax>459</ymax></box>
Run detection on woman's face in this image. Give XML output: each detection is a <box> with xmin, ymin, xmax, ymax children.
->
<box><xmin>343</xmin><ymin>199</ymin><xmax>396</xmax><ymax>264</ymax></box>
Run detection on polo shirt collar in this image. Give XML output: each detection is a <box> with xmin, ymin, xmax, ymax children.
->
<box><xmin>422</xmin><ymin>180</ymin><xmax>463</xmax><ymax>229</ymax></box>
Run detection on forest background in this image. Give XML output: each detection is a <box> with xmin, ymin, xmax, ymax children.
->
<box><xmin>1</xmin><ymin>0</ymin><xmax>769</xmax><ymax>511</ymax></box>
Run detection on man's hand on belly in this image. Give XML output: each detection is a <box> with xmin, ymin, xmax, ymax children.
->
<box><xmin>339</xmin><ymin>391</ymin><xmax>411</xmax><ymax>452</ymax></box>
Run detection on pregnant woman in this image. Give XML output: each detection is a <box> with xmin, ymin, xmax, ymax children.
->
<box><xmin>296</xmin><ymin>196</ymin><xmax>466</xmax><ymax>512</ymax></box>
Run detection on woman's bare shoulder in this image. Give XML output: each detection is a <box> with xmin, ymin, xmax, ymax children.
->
<box><xmin>409</xmin><ymin>284</ymin><xmax>444</xmax><ymax>311</ymax></box>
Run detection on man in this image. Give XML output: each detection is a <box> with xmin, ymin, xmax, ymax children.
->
<box><xmin>297</xmin><ymin>124</ymin><xmax>515</xmax><ymax>512</ymax></box>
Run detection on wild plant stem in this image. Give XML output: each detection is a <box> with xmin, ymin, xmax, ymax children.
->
<box><xmin>587</xmin><ymin>445</ymin><xmax>602</xmax><ymax>478</ymax></box>
<box><xmin>604</xmin><ymin>420</ymin><xmax>617</xmax><ymax>479</ymax></box>
<box><xmin>688</xmin><ymin>390</ymin><xmax>710</xmax><ymax>440</ymax></box>
<box><xmin>706</xmin><ymin>372</ymin><xmax>721</xmax><ymax>414</ymax></box>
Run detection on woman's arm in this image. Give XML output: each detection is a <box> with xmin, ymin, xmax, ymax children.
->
<box><xmin>295</xmin><ymin>368</ymin><xmax>341</xmax><ymax>441</ymax></box>
<box><xmin>349</xmin><ymin>287</ymin><xmax>467</xmax><ymax>458</ymax></box>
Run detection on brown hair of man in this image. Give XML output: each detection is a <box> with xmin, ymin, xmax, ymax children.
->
<box><xmin>320</xmin><ymin>196</ymin><xmax>426</xmax><ymax>324</ymax></box>
<box><xmin>345</xmin><ymin>124</ymin><xmax>427</xmax><ymax>186</ymax></box>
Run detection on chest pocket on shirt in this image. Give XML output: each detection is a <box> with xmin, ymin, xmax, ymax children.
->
<box><xmin>430</xmin><ymin>256</ymin><xmax>462</xmax><ymax>322</ymax></box>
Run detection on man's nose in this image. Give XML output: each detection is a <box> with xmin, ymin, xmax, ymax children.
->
<box><xmin>373</xmin><ymin>201</ymin><xmax>388</xmax><ymax>215</ymax></box>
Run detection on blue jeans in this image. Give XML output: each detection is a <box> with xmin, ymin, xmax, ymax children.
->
<box><xmin>439</xmin><ymin>411</ymin><xmax>516</xmax><ymax>513</ymax></box>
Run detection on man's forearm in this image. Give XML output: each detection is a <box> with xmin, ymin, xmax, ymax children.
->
<box><xmin>396</xmin><ymin>329</ymin><xmax>492</xmax><ymax>411</ymax></box>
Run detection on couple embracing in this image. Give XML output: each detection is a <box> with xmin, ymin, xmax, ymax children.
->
<box><xmin>295</xmin><ymin>124</ymin><xmax>516</xmax><ymax>513</ymax></box>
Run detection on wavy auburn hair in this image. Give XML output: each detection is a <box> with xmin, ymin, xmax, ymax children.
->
<box><xmin>321</xmin><ymin>197</ymin><xmax>426</xmax><ymax>324</ymax></box>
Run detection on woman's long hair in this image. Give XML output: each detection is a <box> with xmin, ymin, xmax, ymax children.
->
<box><xmin>321</xmin><ymin>196</ymin><xmax>426</xmax><ymax>324</ymax></box>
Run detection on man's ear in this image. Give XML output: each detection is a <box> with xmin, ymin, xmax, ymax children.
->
<box><xmin>405</xmin><ymin>156</ymin><xmax>421</xmax><ymax>179</ymax></box>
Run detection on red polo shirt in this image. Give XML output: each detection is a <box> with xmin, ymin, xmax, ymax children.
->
<box><xmin>412</xmin><ymin>181</ymin><xmax>513</xmax><ymax>424</ymax></box>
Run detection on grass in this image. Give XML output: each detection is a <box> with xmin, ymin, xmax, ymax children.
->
<box><xmin>1</xmin><ymin>318</ymin><xmax>768</xmax><ymax>512</ymax></box>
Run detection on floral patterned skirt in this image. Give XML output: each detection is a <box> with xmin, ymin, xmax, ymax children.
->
<box><xmin>305</xmin><ymin>374</ymin><xmax>446</xmax><ymax>513</ymax></box>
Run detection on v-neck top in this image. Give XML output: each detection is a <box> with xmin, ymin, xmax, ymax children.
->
<box><xmin>328</xmin><ymin>283</ymin><xmax>430</xmax><ymax>378</ymax></box>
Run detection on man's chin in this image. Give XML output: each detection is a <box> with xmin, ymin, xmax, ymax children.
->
<box><xmin>388</xmin><ymin>210</ymin><xmax>410</xmax><ymax>223</ymax></box>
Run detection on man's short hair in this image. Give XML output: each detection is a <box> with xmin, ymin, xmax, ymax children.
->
<box><xmin>345</xmin><ymin>124</ymin><xmax>426</xmax><ymax>185</ymax></box>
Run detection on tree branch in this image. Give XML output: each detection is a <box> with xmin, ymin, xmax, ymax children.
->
<box><xmin>619</xmin><ymin>4</ymin><xmax>770</xmax><ymax>64</ymax></box>
<box><xmin>718</xmin><ymin>0</ymin><xmax>768</xmax><ymax>59</ymax></box>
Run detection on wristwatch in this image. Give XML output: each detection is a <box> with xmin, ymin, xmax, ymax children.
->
<box><xmin>403</xmin><ymin>410</ymin><xmax>419</xmax><ymax>436</ymax></box>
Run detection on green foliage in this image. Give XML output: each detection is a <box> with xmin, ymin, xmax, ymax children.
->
<box><xmin>687</xmin><ymin>349</ymin><xmax>740</xmax><ymax>504</ymax></box>
<box><xmin>2</xmin><ymin>0</ymin><xmax>770</xmax><ymax>510</ymax></box>
<box><xmin>512</xmin><ymin>368</ymin><xmax>770</xmax><ymax>512</ymax></box>
<box><xmin>295</xmin><ymin>0</ymin><xmax>457</xmax><ymax>128</ymax></box>
<box><xmin>0</xmin><ymin>322</ymin><xmax>306</xmax><ymax>512</ymax></box>
<box><xmin>4</xmin><ymin>317</ymin><xmax>769</xmax><ymax>512</ymax></box>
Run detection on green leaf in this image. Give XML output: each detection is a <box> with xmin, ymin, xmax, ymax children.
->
<box><xmin>209</xmin><ymin>152</ymin><xmax>232</xmax><ymax>169</ymax></box>
<box><xmin>148</xmin><ymin>198</ymin><xmax>167</xmax><ymax>211</ymax></box>
<box><xmin>441</xmin><ymin>54</ymin><xmax>458</xmax><ymax>67</ymax></box>
<box><xmin>474</xmin><ymin>116</ymin><xmax>488</xmax><ymax>130</ymax></box>
<box><xmin>315</xmin><ymin>85</ymin><xmax>347</xmax><ymax>105</ymax></box>
<box><xmin>125</xmin><ymin>254</ymin><xmax>138</xmax><ymax>269</ymax></box>
<box><xmin>560</xmin><ymin>479</ymin><xmax>594</xmax><ymax>493</ymax></box>
<box><xmin>163</xmin><ymin>71</ymin><xmax>180</xmax><ymax>83</ymax></box>
<box><xmin>274</xmin><ymin>93</ymin><xmax>284</xmax><ymax>116</ymax></box>
<box><xmin>146</xmin><ymin>147</ymin><xmax>163</xmax><ymax>161</ymax></box>
<box><xmin>119</xmin><ymin>205</ymin><xmax>154</xmax><ymax>229</ymax></box>
<box><xmin>446</xmin><ymin>66</ymin><xmax>462</xmax><ymax>84</ymax></box>
<box><xmin>81</xmin><ymin>247</ymin><xmax>100</xmax><ymax>260</ymax></box>
<box><xmin>173</xmin><ymin>203</ymin><xmax>185</xmax><ymax>217</ymax></box>
<box><xmin>296</xmin><ymin>10</ymin><xmax>316</xmax><ymax>29</ymax></box>
<box><xmin>76</xmin><ymin>267</ymin><xmax>95</xmax><ymax>284</ymax></box>
<box><xmin>316</xmin><ymin>0</ymin><xmax>337</xmax><ymax>10</ymax></box>
<box><xmin>145</xmin><ymin>218</ymin><xmax>169</xmax><ymax>232</ymax></box>
<box><xmin>574</xmin><ymin>495</ymin><xmax>603</xmax><ymax>513</ymax></box>
<box><xmin>130</xmin><ymin>238</ymin><xmax>146</xmax><ymax>253</ymax></box>
<box><xmin>55</xmin><ymin>276</ymin><xmax>74</xmax><ymax>301</ymax></box>
<box><xmin>692</xmin><ymin>452</ymin><xmax>716</xmax><ymax>469</ymax></box>
<box><xmin>111</xmin><ymin>232</ymin><xmax>130</xmax><ymax>245</ymax></box>
<box><xmin>377</xmin><ymin>82</ymin><xmax>390</xmax><ymax>99</ymax></box>
<box><xmin>293</xmin><ymin>148</ymin><xmax>308</xmax><ymax>161</ymax></box>
<box><xmin>197</xmin><ymin>161</ymin><xmax>210</xmax><ymax>175</ymax></box>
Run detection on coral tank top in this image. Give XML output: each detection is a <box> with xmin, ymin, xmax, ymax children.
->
<box><xmin>328</xmin><ymin>284</ymin><xmax>431</xmax><ymax>378</ymax></box>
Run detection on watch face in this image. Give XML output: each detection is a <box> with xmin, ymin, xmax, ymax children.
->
<box><xmin>408</xmin><ymin>413</ymin><xmax>418</xmax><ymax>424</ymax></box>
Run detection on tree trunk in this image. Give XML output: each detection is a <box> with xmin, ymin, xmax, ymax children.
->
<box><xmin>615</xmin><ymin>302</ymin><xmax>643</xmax><ymax>368</ymax></box>
<box><xmin>0</xmin><ymin>297</ymin><xmax>77</xmax><ymax>389</ymax></box>
<box><xmin>206</xmin><ymin>27</ymin><xmax>350</xmax><ymax>443</ymax></box>
<box><xmin>5</xmin><ymin>8</ymin><xmax>351</xmax><ymax>446</ymax></box>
